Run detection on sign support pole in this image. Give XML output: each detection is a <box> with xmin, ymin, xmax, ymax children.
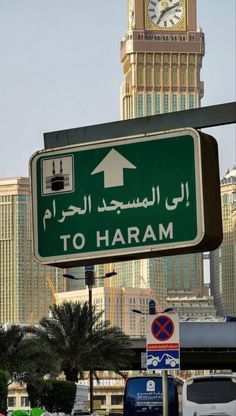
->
<box><xmin>162</xmin><ymin>370</ymin><xmax>169</xmax><ymax>416</ymax></box>
<box><xmin>85</xmin><ymin>266</ymin><xmax>95</xmax><ymax>414</ymax></box>
<box><xmin>88</xmin><ymin>283</ymin><xmax>94</xmax><ymax>414</ymax></box>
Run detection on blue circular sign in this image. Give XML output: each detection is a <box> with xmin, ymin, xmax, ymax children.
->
<box><xmin>151</xmin><ymin>315</ymin><xmax>174</xmax><ymax>341</ymax></box>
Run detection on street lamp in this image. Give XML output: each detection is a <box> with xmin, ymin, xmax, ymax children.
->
<box><xmin>63</xmin><ymin>268</ymin><xmax>117</xmax><ymax>414</ymax></box>
<box><xmin>131</xmin><ymin>306</ymin><xmax>175</xmax><ymax>315</ymax></box>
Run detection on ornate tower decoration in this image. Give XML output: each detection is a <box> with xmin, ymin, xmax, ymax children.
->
<box><xmin>121</xmin><ymin>0</ymin><xmax>205</xmax><ymax>119</ymax></box>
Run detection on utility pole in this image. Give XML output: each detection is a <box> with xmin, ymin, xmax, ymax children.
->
<box><xmin>148</xmin><ymin>300</ymin><xmax>169</xmax><ymax>416</ymax></box>
<box><xmin>85</xmin><ymin>267</ymin><xmax>95</xmax><ymax>415</ymax></box>
<box><xmin>162</xmin><ymin>370</ymin><xmax>169</xmax><ymax>416</ymax></box>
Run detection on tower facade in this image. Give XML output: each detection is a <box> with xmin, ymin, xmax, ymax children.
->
<box><xmin>0</xmin><ymin>178</ymin><xmax>66</xmax><ymax>324</ymax></box>
<box><xmin>121</xmin><ymin>0</ymin><xmax>205</xmax><ymax>118</ymax></box>
<box><xmin>115</xmin><ymin>0</ymin><xmax>205</xmax><ymax>300</ymax></box>
<box><xmin>210</xmin><ymin>167</ymin><xmax>236</xmax><ymax>316</ymax></box>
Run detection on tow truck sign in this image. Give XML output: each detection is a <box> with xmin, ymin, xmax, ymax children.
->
<box><xmin>146</xmin><ymin>313</ymin><xmax>180</xmax><ymax>370</ymax></box>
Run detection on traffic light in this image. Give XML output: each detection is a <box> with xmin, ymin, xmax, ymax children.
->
<box><xmin>149</xmin><ymin>299</ymin><xmax>157</xmax><ymax>315</ymax></box>
<box><xmin>85</xmin><ymin>270</ymin><xmax>95</xmax><ymax>286</ymax></box>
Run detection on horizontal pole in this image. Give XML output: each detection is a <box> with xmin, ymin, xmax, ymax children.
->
<box><xmin>44</xmin><ymin>102</ymin><xmax>236</xmax><ymax>149</ymax></box>
<box><xmin>63</xmin><ymin>274</ymin><xmax>116</xmax><ymax>281</ymax></box>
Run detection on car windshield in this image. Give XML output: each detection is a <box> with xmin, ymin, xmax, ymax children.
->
<box><xmin>187</xmin><ymin>377</ymin><xmax>236</xmax><ymax>404</ymax></box>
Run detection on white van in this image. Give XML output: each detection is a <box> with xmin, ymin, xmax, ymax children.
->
<box><xmin>182</xmin><ymin>374</ymin><xmax>236</xmax><ymax>416</ymax></box>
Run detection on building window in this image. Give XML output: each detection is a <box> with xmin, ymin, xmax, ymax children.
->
<box><xmin>137</xmin><ymin>53</ymin><xmax>144</xmax><ymax>63</ymax></box>
<box><xmin>222</xmin><ymin>194</ymin><xmax>228</xmax><ymax>204</ymax></box>
<box><xmin>146</xmin><ymin>65</ymin><xmax>152</xmax><ymax>86</ymax></box>
<box><xmin>19</xmin><ymin>195</ymin><xmax>27</xmax><ymax>202</ymax></box>
<box><xmin>154</xmin><ymin>65</ymin><xmax>161</xmax><ymax>86</ymax></box>
<box><xmin>189</xmin><ymin>66</ymin><xmax>195</xmax><ymax>87</ymax></box>
<box><xmin>137</xmin><ymin>65</ymin><xmax>144</xmax><ymax>86</ymax></box>
<box><xmin>137</xmin><ymin>94</ymin><xmax>144</xmax><ymax>117</ymax></box>
<box><xmin>172</xmin><ymin>95</ymin><xmax>178</xmax><ymax>112</ymax></box>
<box><xmin>95</xmin><ymin>395</ymin><xmax>106</xmax><ymax>405</ymax></box>
<box><xmin>123</xmin><ymin>95</ymin><xmax>133</xmax><ymax>119</ymax></box>
<box><xmin>172</xmin><ymin>66</ymin><xmax>178</xmax><ymax>87</ymax></box>
<box><xmin>111</xmin><ymin>395</ymin><xmax>123</xmax><ymax>405</ymax></box>
<box><xmin>163</xmin><ymin>66</ymin><xmax>169</xmax><ymax>87</ymax></box>
<box><xmin>21</xmin><ymin>397</ymin><xmax>30</xmax><ymax>407</ymax></box>
<box><xmin>180</xmin><ymin>95</ymin><xmax>186</xmax><ymax>110</ymax></box>
<box><xmin>7</xmin><ymin>397</ymin><xmax>16</xmax><ymax>407</ymax></box>
<box><xmin>172</xmin><ymin>54</ymin><xmax>178</xmax><ymax>64</ymax></box>
<box><xmin>155</xmin><ymin>53</ymin><xmax>162</xmax><ymax>63</ymax></box>
<box><xmin>146</xmin><ymin>53</ymin><xmax>153</xmax><ymax>63</ymax></box>
<box><xmin>189</xmin><ymin>94</ymin><xmax>195</xmax><ymax>109</ymax></box>
<box><xmin>180</xmin><ymin>67</ymin><xmax>186</xmax><ymax>86</ymax></box>
<box><xmin>164</xmin><ymin>94</ymin><xmax>169</xmax><ymax>113</ymax></box>
<box><xmin>189</xmin><ymin>54</ymin><xmax>195</xmax><ymax>64</ymax></box>
<box><xmin>155</xmin><ymin>94</ymin><xmax>160</xmax><ymax>114</ymax></box>
<box><xmin>147</xmin><ymin>94</ymin><xmax>152</xmax><ymax>116</ymax></box>
<box><xmin>163</xmin><ymin>54</ymin><xmax>169</xmax><ymax>63</ymax></box>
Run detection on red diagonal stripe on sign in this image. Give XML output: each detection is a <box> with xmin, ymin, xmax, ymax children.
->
<box><xmin>155</xmin><ymin>319</ymin><xmax>172</xmax><ymax>337</ymax></box>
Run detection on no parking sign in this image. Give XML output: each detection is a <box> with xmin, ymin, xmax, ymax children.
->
<box><xmin>146</xmin><ymin>313</ymin><xmax>180</xmax><ymax>370</ymax></box>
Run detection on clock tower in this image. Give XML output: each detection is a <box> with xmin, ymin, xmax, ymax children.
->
<box><xmin>117</xmin><ymin>0</ymin><xmax>205</xmax><ymax>302</ymax></box>
<box><xmin>121</xmin><ymin>0</ymin><xmax>205</xmax><ymax>118</ymax></box>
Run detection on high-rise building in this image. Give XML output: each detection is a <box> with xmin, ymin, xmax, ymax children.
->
<box><xmin>96</xmin><ymin>258</ymin><xmax>166</xmax><ymax>311</ymax></box>
<box><xmin>55</xmin><ymin>286</ymin><xmax>218</xmax><ymax>336</ymax></box>
<box><xmin>0</xmin><ymin>177</ymin><xmax>67</xmax><ymax>324</ymax></box>
<box><xmin>56</xmin><ymin>286</ymin><xmax>150</xmax><ymax>336</ymax></box>
<box><xmin>105</xmin><ymin>0</ymin><xmax>205</xmax><ymax>300</ymax></box>
<box><xmin>210</xmin><ymin>167</ymin><xmax>236</xmax><ymax>316</ymax></box>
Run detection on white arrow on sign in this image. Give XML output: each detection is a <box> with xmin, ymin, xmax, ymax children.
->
<box><xmin>91</xmin><ymin>148</ymin><xmax>136</xmax><ymax>188</ymax></box>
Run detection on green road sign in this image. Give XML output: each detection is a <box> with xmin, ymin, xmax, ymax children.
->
<box><xmin>30</xmin><ymin>128</ymin><xmax>222</xmax><ymax>267</ymax></box>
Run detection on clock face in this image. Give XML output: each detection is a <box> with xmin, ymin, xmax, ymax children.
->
<box><xmin>147</xmin><ymin>0</ymin><xmax>184</xmax><ymax>29</ymax></box>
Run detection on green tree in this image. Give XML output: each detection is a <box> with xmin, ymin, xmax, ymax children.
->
<box><xmin>0</xmin><ymin>369</ymin><xmax>8</xmax><ymax>415</ymax></box>
<box><xmin>0</xmin><ymin>324</ymin><xmax>23</xmax><ymax>374</ymax></box>
<box><xmin>30</xmin><ymin>301</ymin><xmax>133</xmax><ymax>381</ymax></box>
<box><xmin>27</xmin><ymin>379</ymin><xmax>76</xmax><ymax>413</ymax></box>
<box><xmin>0</xmin><ymin>324</ymin><xmax>60</xmax><ymax>385</ymax></box>
<box><xmin>46</xmin><ymin>379</ymin><xmax>76</xmax><ymax>413</ymax></box>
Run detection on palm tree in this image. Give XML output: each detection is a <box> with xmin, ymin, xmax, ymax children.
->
<box><xmin>0</xmin><ymin>324</ymin><xmax>30</xmax><ymax>380</ymax></box>
<box><xmin>29</xmin><ymin>301</ymin><xmax>133</xmax><ymax>382</ymax></box>
<box><xmin>0</xmin><ymin>324</ymin><xmax>60</xmax><ymax>384</ymax></box>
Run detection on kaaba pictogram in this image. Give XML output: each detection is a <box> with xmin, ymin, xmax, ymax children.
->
<box><xmin>45</xmin><ymin>159</ymin><xmax>70</xmax><ymax>191</ymax></box>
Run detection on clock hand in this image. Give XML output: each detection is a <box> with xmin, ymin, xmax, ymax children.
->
<box><xmin>165</xmin><ymin>2</ymin><xmax>180</xmax><ymax>13</ymax></box>
<box><xmin>156</xmin><ymin>7</ymin><xmax>168</xmax><ymax>25</ymax></box>
<box><xmin>156</xmin><ymin>2</ymin><xmax>180</xmax><ymax>25</ymax></box>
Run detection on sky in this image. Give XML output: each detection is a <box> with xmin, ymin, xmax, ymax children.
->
<box><xmin>0</xmin><ymin>0</ymin><xmax>235</xmax><ymax>179</ymax></box>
